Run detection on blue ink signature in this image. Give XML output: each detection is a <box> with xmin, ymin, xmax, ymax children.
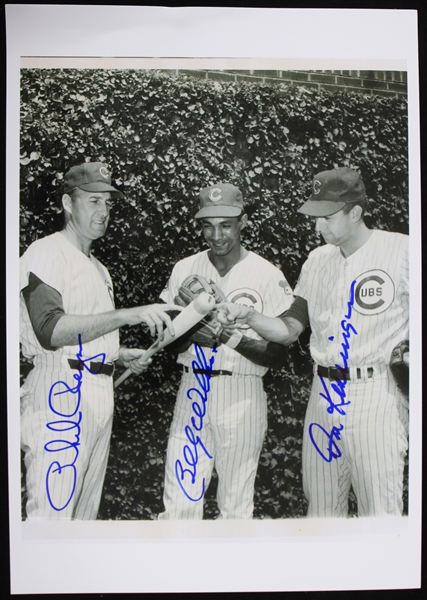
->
<box><xmin>175</xmin><ymin>343</ymin><xmax>216</xmax><ymax>502</ymax></box>
<box><xmin>311</xmin><ymin>281</ymin><xmax>358</xmax><ymax>462</ymax></box>
<box><xmin>45</xmin><ymin>335</ymin><xmax>106</xmax><ymax>512</ymax></box>
<box><xmin>309</xmin><ymin>423</ymin><xmax>344</xmax><ymax>463</ymax></box>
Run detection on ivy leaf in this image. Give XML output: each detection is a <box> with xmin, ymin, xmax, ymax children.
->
<box><xmin>19</xmin><ymin>67</ymin><xmax>409</xmax><ymax>521</ymax></box>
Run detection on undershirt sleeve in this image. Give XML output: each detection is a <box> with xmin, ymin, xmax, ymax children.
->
<box><xmin>22</xmin><ymin>272</ymin><xmax>66</xmax><ymax>350</ymax></box>
<box><xmin>278</xmin><ymin>296</ymin><xmax>310</xmax><ymax>329</ymax></box>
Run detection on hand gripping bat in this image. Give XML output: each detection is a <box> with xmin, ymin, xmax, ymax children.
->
<box><xmin>114</xmin><ymin>292</ymin><xmax>215</xmax><ymax>389</ymax></box>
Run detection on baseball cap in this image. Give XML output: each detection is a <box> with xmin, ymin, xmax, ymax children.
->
<box><xmin>195</xmin><ymin>183</ymin><xmax>244</xmax><ymax>219</ymax></box>
<box><xmin>64</xmin><ymin>162</ymin><xmax>123</xmax><ymax>199</ymax></box>
<box><xmin>298</xmin><ymin>167</ymin><xmax>366</xmax><ymax>217</ymax></box>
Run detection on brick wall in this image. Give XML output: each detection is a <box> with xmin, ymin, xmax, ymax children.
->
<box><xmin>160</xmin><ymin>69</ymin><xmax>407</xmax><ymax>98</ymax></box>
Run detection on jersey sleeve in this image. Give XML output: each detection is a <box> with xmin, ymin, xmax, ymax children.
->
<box><xmin>159</xmin><ymin>261</ymin><xmax>187</xmax><ymax>304</ymax></box>
<box><xmin>159</xmin><ymin>269</ymin><xmax>176</xmax><ymax>304</ymax></box>
<box><xmin>22</xmin><ymin>272</ymin><xmax>65</xmax><ymax>350</ymax></box>
<box><xmin>262</xmin><ymin>266</ymin><xmax>294</xmax><ymax>317</ymax></box>
<box><xmin>279</xmin><ymin>295</ymin><xmax>309</xmax><ymax>329</ymax></box>
<box><xmin>20</xmin><ymin>237</ymin><xmax>65</xmax><ymax>295</ymax></box>
<box><xmin>293</xmin><ymin>255</ymin><xmax>312</xmax><ymax>301</ymax></box>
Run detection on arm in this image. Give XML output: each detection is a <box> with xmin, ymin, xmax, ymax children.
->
<box><xmin>22</xmin><ymin>272</ymin><xmax>180</xmax><ymax>350</ymax></box>
<box><xmin>220</xmin><ymin>330</ymin><xmax>289</xmax><ymax>370</ymax></box>
<box><xmin>247</xmin><ymin>312</ymin><xmax>304</xmax><ymax>345</ymax></box>
<box><xmin>164</xmin><ymin>325</ymin><xmax>288</xmax><ymax>369</ymax></box>
<box><xmin>21</xmin><ymin>272</ymin><xmax>66</xmax><ymax>350</ymax></box>
<box><xmin>162</xmin><ymin>308</ymin><xmax>289</xmax><ymax>369</ymax></box>
<box><xmin>217</xmin><ymin>296</ymin><xmax>308</xmax><ymax>346</ymax></box>
<box><xmin>51</xmin><ymin>305</ymin><xmax>178</xmax><ymax>348</ymax></box>
<box><xmin>162</xmin><ymin>309</ymin><xmax>193</xmax><ymax>355</ymax></box>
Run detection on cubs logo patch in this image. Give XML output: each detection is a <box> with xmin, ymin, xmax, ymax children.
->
<box><xmin>100</xmin><ymin>166</ymin><xmax>110</xmax><ymax>179</ymax></box>
<box><xmin>209</xmin><ymin>188</ymin><xmax>222</xmax><ymax>202</ymax></box>
<box><xmin>353</xmin><ymin>269</ymin><xmax>395</xmax><ymax>315</ymax></box>
<box><xmin>227</xmin><ymin>288</ymin><xmax>263</xmax><ymax>330</ymax></box>
<box><xmin>313</xmin><ymin>179</ymin><xmax>321</xmax><ymax>195</ymax></box>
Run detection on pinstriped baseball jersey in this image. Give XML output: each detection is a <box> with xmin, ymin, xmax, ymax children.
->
<box><xmin>294</xmin><ymin>230</ymin><xmax>409</xmax><ymax>367</ymax></box>
<box><xmin>21</xmin><ymin>365</ymin><xmax>114</xmax><ymax>519</ymax></box>
<box><xmin>302</xmin><ymin>372</ymin><xmax>408</xmax><ymax>517</ymax></box>
<box><xmin>20</xmin><ymin>232</ymin><xmax>120</xmax><ymax>362</ymax></box>
<box><xmin>158</xmin><ymin>248</ymin><xmax>292</xmax><ymax>520</ymax></box>
<box><xmin>295</xmin><ymin>229</ymin><xmax>409</xmax><ymax>517</ymax></box>
<box><xmin>159</xmin><ymin>371</ymin><xmax>268</xmax><ymax>520</ymax></box>
<box><xmin>160</xmin><ymin>249</ymin><xmax>293</xmax><ymax>374</ymax></box>
<box><xmin>20</xmin><ymin>231</ymin><xmax>119</xmax><ymax>519</ymax></box>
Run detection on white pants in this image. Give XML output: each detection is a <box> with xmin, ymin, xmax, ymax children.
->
<box><xmin>302</xmin><ymin>368</ymin><xmax>409</xmax><ymax>517</ymax></box>
<box><xmin>21</xmin><ymin>363</ymin><xmax>114</xmax><ymax>520</ymax></box>
<box><xmin>159</xmin><ymin>372</ymin><xmax>267</xmax><ymax>520</ymax></box>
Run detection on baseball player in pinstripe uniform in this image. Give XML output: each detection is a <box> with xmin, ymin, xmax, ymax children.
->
<box><xmin>158</xmin><ymin>183</ymin><xmax>293</xmax><ymax>519</ymax></box>
<box><xmin>20</xmin><ymin>162</ymin><xmax>177</xmax><ymax>520</ymax></box>
<box><xmin>218</xmin><ymin>168</ymin><xmax>409</xmax><ymax>517</ymax></box>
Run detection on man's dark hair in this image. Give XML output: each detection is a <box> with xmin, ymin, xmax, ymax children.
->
<box><xmin>67</xmin><ymin>187</ymin><xmax>82</xmax><ymax>202</ymax></box>
<box><xmin>342</xmin><ymin>199</ymin><xmax>368</xmax><ymax>217</ymax></box>
<box><xmin>61</xmin><ymin>187</ymin><xmax>82</xmax><ymax>223</ymax></box>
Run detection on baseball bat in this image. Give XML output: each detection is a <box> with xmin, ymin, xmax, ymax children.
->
<box><xmin>114</xmin><ymin>292</ymin><xmax>215</xmax><ymax>389</ymax></box>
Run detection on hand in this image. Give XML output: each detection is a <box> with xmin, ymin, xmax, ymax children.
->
<box><xmin>118</xmin><ymin>347</ymin><xmax>152</xmax><ymax>375</ymax></box>
<box><xmin>403</xmin><ymin>351</ymin><xmax>409</xmax><ymax>367</ymax></box>
<box><xmin>173</xmin><ymin>295</ymin><xmax>186</xmax><ymax>308</ymax></box>
<box><xmin>218</xmin><ymin>326</ymin><xmax>237</xmax><ymax>342</ymax></box>
<box><xmin>125</xmin><ymin>303</ymin><xmax>182</xmax><ymax>338</ymax></box>
<box><xmin>216</xmin><ymin>302</ymin><xmax>253</xmax><ymax>328</ymax></box>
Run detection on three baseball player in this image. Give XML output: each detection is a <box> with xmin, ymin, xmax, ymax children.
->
<box><xmin>158</xmin><ymin>183</ymin><xmax>293</xmax><ymax>519</ymax></box>
<box><xmin>20</xmin><ymin>162</ymin><xmax>178</xmax><ymax>519</ymax></box>
<box><xmin>218</xmin><ymin>167</ymin><xmax>409</xmax><ymax>517</ymax></box>
<box><xmin>21</xmin><ymin>163</ymin><xmax>409</xmax><ymax>520</ymax></box>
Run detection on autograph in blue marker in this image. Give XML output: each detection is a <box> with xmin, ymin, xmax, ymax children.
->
<box><xmin>175</xmin><ymin>343</ymin><xmax>216</xmax><ymax>502</ymax></box>
<box><xmin>45</xmin><ymin>335</ymin><xmax>106</xmax><ymax>512</ymax></box>
<box><xmin>309</xmin><ymin>280</ymin><xmax>358</xmax><ymax>462</ymax></box>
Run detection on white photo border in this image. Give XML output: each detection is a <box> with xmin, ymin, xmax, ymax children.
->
<box><xmin>7</xmin><ymin>5</ymin><xmax>421</xmax><ymax>594</ymax></box>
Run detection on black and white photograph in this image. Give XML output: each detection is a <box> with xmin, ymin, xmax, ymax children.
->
<box><xmin>7</xmin><ymin>5</ymin><xmax>422</xmax><ymax>595</ymax></box>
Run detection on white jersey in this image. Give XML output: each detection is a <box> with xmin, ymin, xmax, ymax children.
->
<box><xmin>159</xmin><ymin>247</ymin><xmax>293</xmax><ymax>520</ymax></box>
<box><xmin>160</xmin><ymin>249</ymin><xmax>293</xmax><ymax>376</ymax></box>
<box><xmin>298</xmin><ymin>229</ymin><xmax>409</xmax><ymax>517</ymax></box>
<box><xmin>294</xmin><ymin>230</ymin><xmax>409</xmax><ymax>368</ymax></box>
<box><xmin>20</xmin><ymin>231</ymin><xmax>120</xmax><ymax>363</ymax></box>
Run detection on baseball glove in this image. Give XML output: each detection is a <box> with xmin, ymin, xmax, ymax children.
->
<box><xmin>389</xmin><ymin>340</ymin><xmax>409</xmax><ymax>397</ymax></box>
<box><xmin>174</xmin><ymin>274</ymin><xmax>228</xmax><ymax>348</ymax></box>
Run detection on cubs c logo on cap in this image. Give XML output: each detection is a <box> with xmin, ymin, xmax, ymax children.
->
<box><xmin>227</xmin><ymin>288</ymin><xmax>263</xmax><ymax>330</ymax></box>
<box><xmin>313</xmin><ymin>180</ymin><xmax>321</xmax><ymax>195</ymax></box>
<box><xmin>353</xmin><ymin>269</ymin><xmax>395</xmax><ymax>315</ymax></box>
<box><xmin>100</xmin><ymin>166</ymin><xmax>110</xmax><ymax>179</ymax></box>
<box><xmin>209</xmin><ymin>188</ymin><xmax>222</xmax><ymax>202</ymax></box>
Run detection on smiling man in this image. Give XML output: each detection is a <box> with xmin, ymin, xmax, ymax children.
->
<box><xmin>20</xmin><ymin>162</ymin><xmax>178</xmax><ymax>520</ymax></box>
<box><xmin>158</xmin><ymin>183</ymin><xmax>293</xmax><ymax>520</ymax></box>
<box><xmin>218</xmin><ymin>167</ymin><xmax>410</xmax><ymax>518</ymax></box>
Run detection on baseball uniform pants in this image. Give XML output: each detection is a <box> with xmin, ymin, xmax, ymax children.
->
<box><xmin>21</xmin><ymin>358</ymin><xmax>114</xmax><ymax>520</ymax></box>
<box><xmin>159</xmin><ymin>372</ymin><xmax>268</xmax><ymax>520</ymax></box>
<box><xmin>302</xmin><ymin>366</ymin><xmax>409</xmax><ymax>517</ymax></box>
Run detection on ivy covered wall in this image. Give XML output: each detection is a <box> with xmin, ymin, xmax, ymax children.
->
<box><xmin>20</xmin><ymin>69</ymin><xmax>409</xmax><ymax>518</ymax></box>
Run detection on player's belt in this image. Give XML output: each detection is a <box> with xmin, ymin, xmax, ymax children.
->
<box><xmin>184</xmin><ymin>366</ymin><xmax>232</xmax><ymax>377</ymax></box>
<box><xmin>317</xmin><ymin>365</ymin><xmax>374</xmax><ymax>381</ymax></box>
<box><xmin>68</xmin><ymin>359</ymin><xmax>115</xmax><ymax>376</ymax></box>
